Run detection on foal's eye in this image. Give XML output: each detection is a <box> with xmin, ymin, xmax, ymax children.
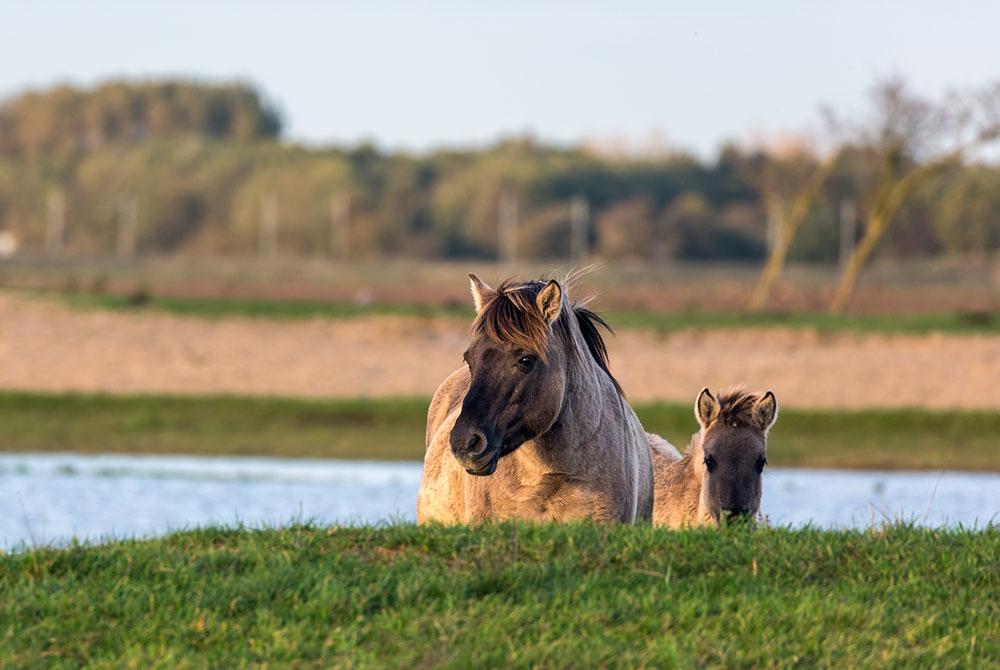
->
<box><xmin>703</xmin><ymin>455</ymin><xmax>717</xmax><ymax>473</ymax></box>
<box><xmin>755</xmin><ymin>457</ymin><xmax>767</xmax><ymax>474</ymax></box>
<box><xmin>516</xmin><ymin>355</ymin><xmax>537</xmax><ymax>372</ymax></box>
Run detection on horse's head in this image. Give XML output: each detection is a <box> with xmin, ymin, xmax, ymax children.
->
<box><xmin>694</xmin><ymin>387</ymin><xmax>778</xmax><ymax>523</ymax></box>
<box><xmin>449</xmin><ymin>275</ymin><xmax>570</xmax><ymax>476</ymax></box>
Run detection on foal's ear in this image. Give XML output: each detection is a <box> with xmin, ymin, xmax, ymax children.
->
<box><xmin>752</xmin><ymin>391</ymin><xmax>779</xmax><ymax>432</ymax></box>
<box><xmin>695</xmin><ymin>388</ymin><xmax>720</xmax><ymax>429</ymax></box>
<box><xmin>536</xmin><ymin>280</ymin><xmax>562</xmax><ymax>324</ymax></box>
<box><xmin>469</xmin><ymin>273</ymin><xmax>496</xmax><ymax>313</ymax></box>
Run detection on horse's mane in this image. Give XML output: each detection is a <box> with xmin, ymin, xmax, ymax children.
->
<box><xmin>685</xmin><ymin>388</ymin><xmax>764</xmax><ymax>456</ymax></box>
<box><xmin>715</xmin><ymin>387</ymin><xmax>764</xmax><ymax>426</ymax></box>
<box><xmin>473</xmin><ymin>279</ymin><xmax>550</xmax><ymax>359</ymax></box>
<box><xmin>472</xmin><ymin>278</ymin><xmax>623</xmax><ymax>396</ymax></box>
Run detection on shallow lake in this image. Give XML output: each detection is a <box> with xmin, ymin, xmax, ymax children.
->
<box><xmin>2</xmin><ymin>453</ymin><xmax>998</xmax><ymax>550</ymax></box>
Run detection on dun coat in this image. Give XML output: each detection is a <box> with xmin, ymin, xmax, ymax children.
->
<box><xmin>417</xmin><ymin>274</ymin><xmax>653</xmax><ymax>523</ymax></box>
<box><xmin>650</xmin><ymin>387</ymin><xmax>777</xmax><ymax>527</ymax></box>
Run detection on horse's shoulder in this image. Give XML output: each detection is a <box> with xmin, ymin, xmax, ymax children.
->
<box><xmin>418</xmin><ymin>403</ymin><xmax>466</xmax><ymax>524</ymax></box>
<box><xmin>424</xmin><ymin>404</ymin><xmax>461</xmax><ymax>474</ymax></box>
<box><xmin>425</xmin><ymin>366</ymin><xmax>471</xmax><ymax>448</ymax></box>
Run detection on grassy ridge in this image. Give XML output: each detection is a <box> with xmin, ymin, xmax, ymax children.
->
<box><xmin>640</xmin><ymin>404</ymin><xmax>1000</xmax><ymax>471</ymax></box>
<box><xmin>57</xmin><ymin>291</ymin><xmax>1000</xmax><ymax>334</ymax></box>
<box><xmin>1</xmin><ymin>524</ymin><xmax>997</xmax><ymax>667</ymax></box>
<box><xmin>0</xmin><ymin>393</ymin><xmax>426</xmax><ymax>462</ymax></box>
<box><xmin>1</xmin><ymin>391</ymin><xmax>998</xmax><ymax>471</ymax></box>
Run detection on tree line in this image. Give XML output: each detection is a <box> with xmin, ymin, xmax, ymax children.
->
<box><xmin>0</xmin><ymin>78</ymin><xmax>998</xmax><ymax>310</ymax></box>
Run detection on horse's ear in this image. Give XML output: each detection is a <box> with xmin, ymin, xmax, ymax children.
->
<box><xmin>469</xmin><ymin>273</ymin><xmax>495</xmax><ymax>313</ymax></box>
<box><xmin>536</xmin><ymin>280</ymin><xmax>562</xmax><ymax>324</ymax></box>
<box><xmin>752</xmin><ymin>391</ymin><xmax>779</xmax><ymax>432</ymax></box>
<box><xmin>695</xmin><ymin>388</ymin><xmax>720</xmax><ymax>429</ymax></box>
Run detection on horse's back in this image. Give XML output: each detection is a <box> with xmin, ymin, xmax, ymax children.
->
<box><xmin>647</xmin><ymin>432</ymin><xmax>681</xmax><ymax>462</ymax></box>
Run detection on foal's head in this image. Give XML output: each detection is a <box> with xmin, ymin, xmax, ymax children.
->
<box><xmin>694</xmin><ymin>387</ymin><xmax>778</xmax><ymax>523</ymax></box>
<box><xmin>449</xmin><ymin>274</ymin><xmax>617</xmax><ymax>476</ymax></box>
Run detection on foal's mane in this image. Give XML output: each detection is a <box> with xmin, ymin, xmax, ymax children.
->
<box><xmin>473</xmin><ymin>278</ymin><xmax>623</xmax><ymax>395</ymax></box>
<box><xmin>714</xmin><ymin>387</ymin><xmax>764</xmax><ymax>427</ymax></box>
<box><xmin>687</xmin><ymin>388</ymin><xmax>767</xmax><ymax>457</ymax></box>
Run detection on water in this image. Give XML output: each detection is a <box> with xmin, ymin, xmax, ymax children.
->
<box><xmin>2</xmin><ymin>453</ymin><xmax>998</xmax><ymax>550</ymax></box>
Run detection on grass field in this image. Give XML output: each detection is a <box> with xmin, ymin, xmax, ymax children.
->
<box><xmin>55</xmin><ymin>291</ymin><xmax>1000</xmax><ymax>335</ymax></box>
<box><xmin>1</xmin><ymin>523</ymin><xmax>996</xmax><ymax>667</ymax></box>
<box><xmin>2</xmin><ymin>391</ymin><xmax>998</xmax><ymax>471</ymax></box>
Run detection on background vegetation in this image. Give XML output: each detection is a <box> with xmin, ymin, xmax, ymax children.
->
<box><xmin>52</xmin><ymin>290</ymin><xmax>1000</xmax><ymax>333</ymax></box>
<box><xmin>2</xmin><ymin>80</ymin><xmax>1000</xmax><ymax>267</ymax></box>
<box><xmin>3</xmin><ymin>391</ymin><xmax>997</xmax><ymax>471</ymax></box>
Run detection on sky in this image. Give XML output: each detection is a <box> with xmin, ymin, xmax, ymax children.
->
<box><xmin>2</xmin><ymin>1</ymin><xmax>999</xmax><ymax>157</ymax></box>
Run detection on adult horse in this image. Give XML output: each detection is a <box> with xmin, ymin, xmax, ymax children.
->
<box><xmin>417</xmin><ymin>274</ymin><xmax>653</xmax><ymax>524</ymax></box>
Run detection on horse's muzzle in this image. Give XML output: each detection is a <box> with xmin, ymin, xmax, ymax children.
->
<box><xmin>450</xmin><ymin>429</ymin><xmax>500</xmax><ymax>476</ymax></box>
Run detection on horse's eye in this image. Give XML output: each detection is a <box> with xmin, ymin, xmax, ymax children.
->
<box><xmin>703</xmin><ymin>455</ymin><xmax>717</xmax><ymax>473</ymax></box>
<box><xmin>755</xmin><ymin>457</ymin><xmax>767</xmax><ymax>474</ymax></box>
<box><xmin>516</xmin><ymin>355</ymin><xmax>537</xmax><ymax>372</ymax></box>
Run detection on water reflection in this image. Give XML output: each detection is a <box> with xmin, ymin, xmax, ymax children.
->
<box><xmin>1</xmin><ymin>453</ymin><xmax>997</xmax><ymax>549</ymax></box>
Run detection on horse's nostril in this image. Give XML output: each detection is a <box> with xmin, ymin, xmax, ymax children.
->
<box><xmin>465</xmin><ymin>432</ymin><xmax>486</xmax><ymax>455</ymax></box>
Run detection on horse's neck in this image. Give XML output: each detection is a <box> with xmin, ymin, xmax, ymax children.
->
<box><xmin>536</xmin><ymin>322</ymin><xmax>622</xmax><ymax>455</ymax></box>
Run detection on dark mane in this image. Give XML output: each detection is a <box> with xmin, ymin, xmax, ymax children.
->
<box><xmin>472</xmin><ymin>278</ymin><xmax>623</xmax><ymax>395</ymax></box>
<box><xmin>473</xmin><ymin>279</ymin><xmax>550</xmax><ymax>358</ymax></box>
<box><xmin>716</xmin><ymin>387</ymin><xmax>763</xmax><ymax>426</ymax></box>
<box><xmin>573</xmin><ymin>305</ymin><xmax>623</xmax><ymax>395</ymax></box>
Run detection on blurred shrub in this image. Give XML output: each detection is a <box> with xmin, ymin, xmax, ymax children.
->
<box><xmin>0</xmin><ymin>80</ymin><xmax>998</xmax><ymax>262</ymax></box>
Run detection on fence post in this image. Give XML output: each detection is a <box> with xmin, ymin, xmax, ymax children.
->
<box><xmin>498</xmin><ymin>188</ymin><xmax>518</xmax><ymax>264</ymax></box>
<box><xmin>570</xmin><ymin>194</ymin><xmax>589</xmax><ymax>263</ymax></box>
<box><xmin>0</xmin><ymin>228</ymin><xmax>16</xmax><ymax>258</ymax></box>
<box><xmin>765</xmin><ymin>208</ymin><xmax>783</xmax><ymax>256</ymax></box>
<box><xmin>117</xmin><ymin>193</ymin><xmax>139</xmax><ymax>258</ymax></box>
<box><xmin>330</xmin><ymin>193</ymin><xmax>350</xmax><ymax>261</ymax></box>
<box><xmin>258</xmin><ymin>192</ymin><xmax>279</xmax><ymax>258</ymax></box>
<box><xmin>839</xmin><ymin>199</ymin><xmax>857</xmax><ymax>270</ymax></box>
<box><xmin>45</xmin><ymin>187</ymin><xmax>66</xmax><ymax>256</ymax></box>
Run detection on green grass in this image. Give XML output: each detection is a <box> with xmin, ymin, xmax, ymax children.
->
<box><xmin>1</xmin><ymin>523</ymin><xmax>997</xmax><ymax>667</ymax></box>
<box><xmin>637</xmin><ymin>403</ymin><xmax>1000</xmax><ymax>472</ymax></box>
<box><xmin>609</xmin><ymin>308</ymin><xmax>1000</xmax><ymax>335</ymax></box>
<box><xmin>55</xmin><ymin>291</ymin><xmax>1000</xmax><ymax>334</ymax></box>
<box><xmin>0</xmin><ymin>392</ymin><xmax>428</xmax><ymax>461</ymax></box>
<box><xmin>58</xmin><ymin>291</ymin><xmax>473</xmax><ymax>321</ymax></box>
<box><xmin>1</xmin><ymin>391</ymin><xmax>998</xmax><ymax>471</ymax></box>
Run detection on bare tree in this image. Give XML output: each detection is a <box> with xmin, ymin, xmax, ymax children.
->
<box><xmin>744</xmin><ymin>138</ymin><xmax>839</xmax><ymax>311</ymax></box>
<box><xmin>828</xmin><ymin>77</ymin><xmax>1000</xmax><ymax>314</ymax></box>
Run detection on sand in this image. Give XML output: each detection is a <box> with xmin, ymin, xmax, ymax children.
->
<box><xmin>1</xmin><ymin>293</ymin><xmax>997</xmax><ymax>409</ymax></box>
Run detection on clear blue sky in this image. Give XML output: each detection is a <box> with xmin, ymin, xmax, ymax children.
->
<box><xmin>3</xmin><ymin>1</ymin><xmax>998</xmax><ymax>157</ymax></box>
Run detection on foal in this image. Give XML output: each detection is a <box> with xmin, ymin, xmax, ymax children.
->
<box><xmin>650</xmin><ymin>387</ymin><xmax>778</xmax><ymax>528</ymax></box>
